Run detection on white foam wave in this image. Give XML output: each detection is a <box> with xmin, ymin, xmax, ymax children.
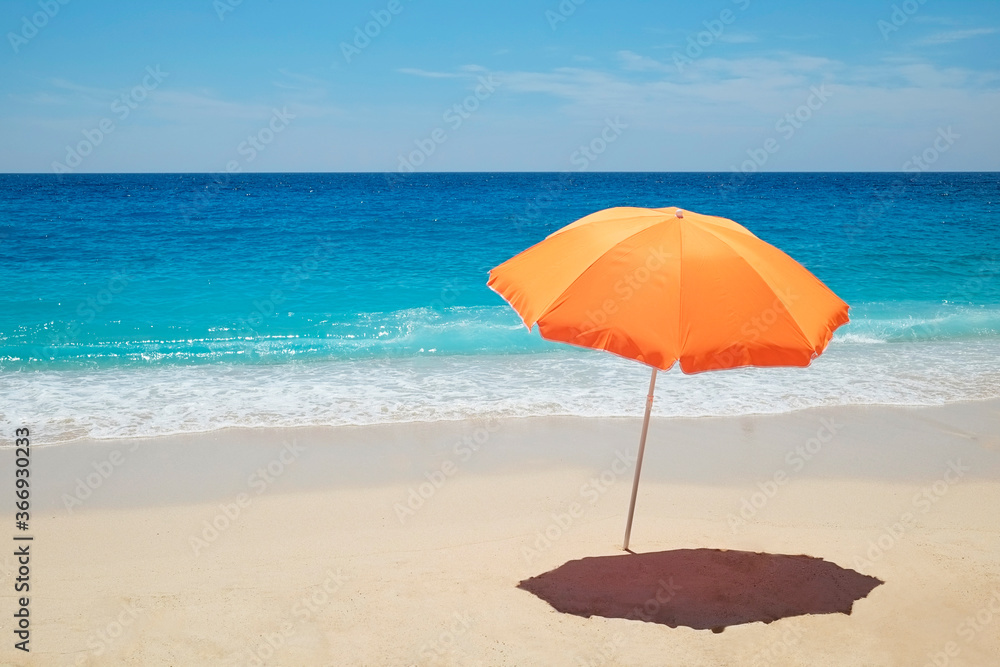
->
<box><xmin>2</xmin><ymin>338</ymin><xmax>999</xmax><ymax>444</ymax></box>
<box><xmin>833</xmin><ymin>333</ymin><xmax>887</xmax><ymax>344</ymax></box>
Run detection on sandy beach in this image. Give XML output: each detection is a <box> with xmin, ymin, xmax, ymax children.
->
<box><xmin>4</xmin><ymin>398</ymin><xmax>997</xmax><ymax>666</ymax></box>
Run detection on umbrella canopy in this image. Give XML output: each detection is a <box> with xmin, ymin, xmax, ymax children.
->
<box><xmin>488</xmin><ymin>206</ymin><xmax>849</xmax><ymax>549</ymax></box>
<box><xmin>488</xmin><ymin>206</ymin><xmax>849</xmax><ymax>373</ymax></box>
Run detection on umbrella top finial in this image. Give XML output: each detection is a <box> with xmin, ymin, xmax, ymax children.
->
<box><xmin>675</xmin><ymin>209</ymin><xmax>684</xmax><ymax>218</ymax></box>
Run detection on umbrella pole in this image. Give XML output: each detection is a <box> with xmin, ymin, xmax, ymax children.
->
<box><xmin>623</xmin><ymin>367</ymin><xmax>658</xmax><ymax>551</ymax></box>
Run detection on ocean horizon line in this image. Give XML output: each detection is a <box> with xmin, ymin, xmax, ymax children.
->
<box><xmin>3</xmin><ymin>170</ymin><xmax>1000</xmax><ymax>176</ymax></box>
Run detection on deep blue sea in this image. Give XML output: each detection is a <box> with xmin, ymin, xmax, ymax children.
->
<box><xmin>1</xmin><ymin>172</ymin><xmax>998</xmax><ymax>442</ymax></box>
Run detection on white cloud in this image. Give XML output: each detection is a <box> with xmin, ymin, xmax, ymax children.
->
<box><xmin>911</xmin><ymin>15</ymin><xmax>966</xmax><ymax>26</ymax></box>
<box><xmin>493</xmin><ymin>51</ymin><xmax>1000</xmax><ymax>134</ymax></box>
<box><xmin>6</xmin><ymin>47</ymin><xmax>999</xmax><ymax>172</ymax></box>
<box><xmin>397</xmin><ymin>65</ymin><xmax>487</xmax><ymax>79</ymax></box>
<box><xmin>397</xmin><ymin>68</ymin><xmax>463</xmax><ymax>79</ymax></box>
<box><xmin>618</xmin><ymin>50</ymin><xmax>670</xmax><ymax>72</ymax></box>
<box><xmin>717</xmin><ymin>32</ymin><xmax>759</xmax><ymax>44</ymax></box>
<box><xmin>914</xmin><ymin>27</ymin><xmax>997</xmax><ymax>46</ymax></box>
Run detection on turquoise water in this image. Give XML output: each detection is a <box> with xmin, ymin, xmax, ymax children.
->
<box><xmin>1</xmin><ymin>172</ymin><xmax>998</xmax><ymax>441</ymax></box>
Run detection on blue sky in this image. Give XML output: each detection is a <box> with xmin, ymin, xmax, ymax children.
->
<box><xmin>2</xmin><ymin>0</ymin><xmax>999</xmax><ymax>172</ymax></box>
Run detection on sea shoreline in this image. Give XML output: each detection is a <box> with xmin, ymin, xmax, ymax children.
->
<box><xmin>11</xmin><ymin>399</ymin><xmax>1000</xmax><ymax>664</ymax></box>
<box><xmin>8</xmin><ymin>392</ymin><xmax>1000</xmax><ymax>450</ymax></box>
<box><xmin>6</xmin><ymin>335</ymin><xmax>1000</xmax><ymax>445</ymax></box>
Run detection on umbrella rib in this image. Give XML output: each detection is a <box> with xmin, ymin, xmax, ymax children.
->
<box><xmin>688</xmin><ymin>222</ymin><xmax>818</xmax><ymax>351</ymax></box>
<box><xmin>666</xmin><ymin>209</ymin><xmax>758</xmax><ymax>238</ymax></box>
<box><xmin>545</xmin><ymin>208</ymin><xmax>668</xmax><ymax>239</ymax></box>
<box><xmin>676</xmin><ymin>219</ymin><xmax>685</xmax><ymax>362</ymax></box>
<box><xmin>532</xmin><ymin>220</ymin><xmax>673</xmax><ymax>328</ymax></box>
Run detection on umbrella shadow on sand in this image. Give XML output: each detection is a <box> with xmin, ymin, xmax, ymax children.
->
<box><xmin>517</xmin><ymin>548</ymin><xmax>882</xmax><ymax>633</ymax></box>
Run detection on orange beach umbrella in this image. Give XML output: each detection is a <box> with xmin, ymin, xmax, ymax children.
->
<box><xmin>488</xmin><ymin>206</ymin><xmax>849</xmax><ymax>550</ymax></box>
